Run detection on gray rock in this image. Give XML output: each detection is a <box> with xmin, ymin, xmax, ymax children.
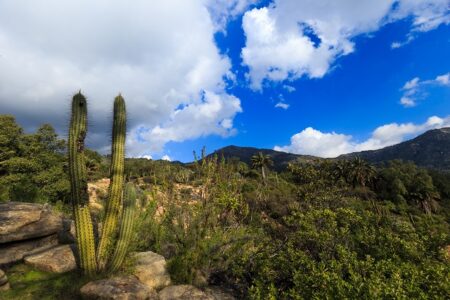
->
<box><xmin>158</xmin><ymin>285</ymin><xmax>213</xmax><ymax>300</ymax></box>
<box><xmin>0</xmin><ymin>234</ymin><xmax>59</xmax><ymax>266</ymax></box>
<box><xmin>80</xmin><ymin>276</ymin><xmax>158</xmax><ymax>300</ymax></box>
<box><xmin>133</xmin><ymin>251</ymin><xmax>171</xmax><ymax>290</ymax></box>
<box><xmin>24</xmin><ymin>244</ymin><xmax>77</xmax><ymax>273</ymax></box>
<box><xmin>204</xmin><ymin>287</ymin><xmax>236</xmax><ymax>300</ymax></box>
<box><xmin>0</xmin><ymin>202</ymin><xmax>62</xmax><ymax>243</ymax></box>
<box><xmin>0</xmin><ymin>269</ymin><xmax>10</xmax><ymax>291</ymax></box>
<box><xmin>58</xmin><ymin>219</ymin><xmax>76</xmax><ymax>244</ymax></box>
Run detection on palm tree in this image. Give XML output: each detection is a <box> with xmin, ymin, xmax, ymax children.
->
<box><xmin>346</xmin><ymin>157</ymin><xmax>376</xmax><ymax>188</ymax></box>
<box><xmin>251</xmin><ymin>152</ymin><xmax>273</xmax><ymax>184</ymax></box>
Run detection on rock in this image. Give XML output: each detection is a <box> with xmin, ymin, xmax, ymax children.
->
<box><xmin>80</xmin><ymin>276</ymin><xmax>158</xmax><ymax>300</ymax></box>
<box><xmin>58</xmin><ymin>219</ymin><xmax>76</xmax><ymax>244</ymax></box>
<box><xmin>0</xmin><ymin>234</ymin><xmax>59</xmax><ymax>266</ymax></box>
<box><xmin>24</xmin><ymin>244</ymin><xmax>77</xmax><ymax>273</ymax></box>
<box><xmin>133</xmin><ymin>251</ymin><xmax>171</xmax><ymax>290</ymax></box>
<box><xmin>0</xmin><ymin>202</ymin><xmax>62</xmax><ymax>243</ymax></box>
<box><xmin>204</xmin><ymin>287</ymin><xmax>236</xmax><ymax>300</ymax></box>
<box><xmin>0</xmin><ymin>269</ymin><xmax>10</xmax><ymax>291</ymax></box>
<box><xmin>158</xmin><ymin>285</ymin><xmax>213</xmax><ymax>300</ymax></box>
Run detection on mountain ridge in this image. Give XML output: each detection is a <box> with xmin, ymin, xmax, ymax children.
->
<box><xmin>209</xmin><ymin>128</ymin><xmax>450</xmax><ymax>171</ymax></box>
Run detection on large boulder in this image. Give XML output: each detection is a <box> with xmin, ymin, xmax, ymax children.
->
<box><xmin>24</xmin><ymin>244</ymin><xmax>77</xmax><ymax>273</ymax></box>
<box><xmin>80</xmin><ymin>276</ymin><xmax>158</xmax><ymax>300</ymax></box>
<box><xmin>0</xmin><ymin>269</ymin><xmax>10</xmax><ymax>291</ymax></box>
<box><xmin>158</xmin><ymin>285</ymin><xmax>213</xmax><ymax>300</ymax></box>
<box><xmin>0</xmin><ymin>202</ymin><xmax>62</xmax><ymax>243</ymax></box>
<box><xmin>0</xmin><ymin>234</ymin><xmax>59</xmax><ymax>266</ymax></box>
<box><xmin>133</xmin><ymin>251</ymin><xmax>171</xmax><ymax>290</ymax></box>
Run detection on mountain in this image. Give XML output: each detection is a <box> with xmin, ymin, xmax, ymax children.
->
<box><xmin>340</xmin><ymin>128</ymin><xmax>450</xmax><ymax>171</ymax></box>
<box><xmin>210</xmin><ymin>128</ymin><xmax>450</xmax><ymax>171</ymax></box>
<box><xmin>208</xmin><ymin>145</ymin><xmax>318</xmax><ymax>171</ymax></box>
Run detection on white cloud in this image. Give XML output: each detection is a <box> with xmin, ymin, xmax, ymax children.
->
<box><xmin>275</xmin><ymin>102</ymin><xmax>290</xmax><ymax>109</ymax></box>
<box><xmin>205</xmin><ymin>0</ymin><xmax>260</xmax><ymax>31</ymax></box>
<box><xmin>0</xmin><ymin>0</ymin><xmax>242</xmax><ymax>157</ymax></box>
<box><xmin>400</xmin><ymin>72</ymin><xmax>450</xmax><ymax>107</ymax></box>
<box><xmin>283</xmin><ymin>85</ymin><xmax>296</xmax><ymax>93</ymax></box>
<box><xmin>161</xmin><ymin>155</ymin><xmax>172</xmax><ymax>161</ymax></box>
<box><xmin>241</xmin><ymin>0</ymin><xmax>450</xmax><ymax>89</ymax></box>
<box><xmin>275</xmin><ymin>115</ymin><xmax>450</xmax><ymax>157</ymax></box>
<box><xmin>141</xmin><ymin>155</ymin><xmax>153</xmax><ymax>160</ymax></box>
<box><xmin>400</xmin><ymin>97</ymin><xmax>416</xmax><ymax>107</ymax></box>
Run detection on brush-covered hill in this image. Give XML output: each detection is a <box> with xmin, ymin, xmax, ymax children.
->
<box><xmin>209</xmin><ymin>145</ymin><xmax>319</xmax><ymax>171</ymax></box>
<box><xmin>211</xmin><ymin>128</ymin><xmax>450</xmax><ymax>171</ymax></box>
<box><xmin>340</xmin><ymin>127</ymin><xmax>450</xmax><ymax>171</ymax></box>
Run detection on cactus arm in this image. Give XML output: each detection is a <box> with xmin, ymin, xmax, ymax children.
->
<box><xmin>68</xmin><ymin>92</ymin><xmax>97</xmax><ymax>275</ymax></box>
<box><xmin>108</xmin><ymin>183</ymin><xmax>137</xmax><ymax>273</ymax></box>
<box><xmin>97</xmin><ymin>94</ymin><xmax>127</xmax><ymax>270</ymax></box>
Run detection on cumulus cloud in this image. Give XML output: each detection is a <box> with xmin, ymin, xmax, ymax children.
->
<box><xmin>399</xmin><ymin>72</ymin><xmax>450</xmax><ymax>107</ymax></box>
<box><xmin>0</xmin><ymin>0</ymin><xmax>242</xmax><ymax>157</ymax></box>
<box><xmin>275</xmin><ymin>115</ymin><xmax>450</xmax><ymax>157</ymax></box>
<box><xmin>241</xmin><ymin>0</ymin><xmax>450</xmax><ymax>89</ymax></box>
<box><xmin>275</xmin><ymin>102</ymin><xmax>289</xmax><ymax>109</ymax></box>
<box><xmin>161</xmin><ymin>155</ymin><xmax>172</xmax><ymax>161</ymax></box>
<box><xmin>205</xmin><ymin>0</ymin><xmax>260</xmax><ymax>31</ymax></box>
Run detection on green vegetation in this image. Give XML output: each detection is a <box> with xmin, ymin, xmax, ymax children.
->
<box><xmin>1</xmin><ymin>264</ymin><xmax>87</xmax><ymax>300</ymax></box>
<box><xmin>0</xmin><ymin>111</ymin><xmax>449</xmax><ymax>298</ymax></box>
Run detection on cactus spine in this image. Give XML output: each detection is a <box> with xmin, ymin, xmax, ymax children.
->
<box><xmin>97</xmin><ymin>94</ymin><xmax>127</xmax><ymax>270</ymax></box>
<box><xmin>68</xmin><ymin>92</ymin><xmax>97</xmax><ymax>275</ymax></box>
<box><xmin>108</xmin><ymin>182</ymin><xmax>137</xmax><ymax>273</ymax></box>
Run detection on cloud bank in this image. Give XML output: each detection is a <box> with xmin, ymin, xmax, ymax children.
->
<box><xmin>0</xmin><ymin>0</ymin><xmax>242</xmax><ymax>157</ymax></box>
<box><xmin>275</xmin><ymin>115</ymin><xmax>450</xmax><ymax>157</ymax></box>
<box><xmin>241</xmin><ymin>0</ymin><xmax>450</xmax><ymax>89</ymax></box>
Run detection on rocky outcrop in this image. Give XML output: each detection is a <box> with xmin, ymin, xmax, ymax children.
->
<box><xmin>158</xmin><ymin>285</ymin><xmax>213</xmax><ymax>300</ymax></box>
<box><xmin>80</xmin><ymin>276</ymin><xmax>158</xmax><ymax>300</ymax></box>
<box><xmin>0</xmin><ymin>234</ymin><xmax>59</xmax><ymax>266</ymax></box>
<box><xmin>0</xmin><ymin>269</ymin><xmax>10</xmax><ymax>291</ymax></box>
<box><xmin>133</xmin><ymin>251</ymin><xmax>171</xmax><ymax>290</ymax></box>
<box><xmin>24</xmin><ymin>244</ymin><xmax>77</xmax><ymax>273</ymax></box>
<box><xmin>0</xmin><ymin>202</ymin><xmax>62</xmax><ymax>243</ymax></box>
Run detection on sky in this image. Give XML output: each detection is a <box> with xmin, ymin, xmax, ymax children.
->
<box><xmin>0</xmin><ymin>0</ymin><xmax>449</xmax><ymax>162</ymax></box>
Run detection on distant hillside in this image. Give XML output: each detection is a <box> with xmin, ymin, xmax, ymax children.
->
<box><xmin>340</xmin><ymin>128</ymin><xmax>450</xmax><ymax>171</ymax></box>
<box><xmin>210</xmin><ymin>128</ymin><xmax>450</xmax><ymax>171</ymax></box>
<box><xmin>209</xmin><ymin>145</ymin><xmax>318</xmax><ymax>171</ymax></box>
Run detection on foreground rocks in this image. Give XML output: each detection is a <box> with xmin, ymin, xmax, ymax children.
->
<box><xmin>24</xmin><ymin>244</ymin><xmax>77</xmax><ymax>273</ymax></box>
<box><xmin>0</xmin><ymin>202</ymin><xmax>62</xmax><ymax>243</ymax></box>
<box><xmin>0</xmin><ymin>269</ymin><xmax>9</xmax><ymax>291</ymax></box>
<box><xmin>158</xmin><ymin>285</ymin><xmax>213</xmax><ymax>300</ymax></box>
<box><xmin>0</xmin><ymin>234</ymin><xmax>59</xmax><ymax>266</ymax></box>
<box><xmin>133</xmin><ymin>252</ymin><xmax>171</xmax><ymax>290</ymax></box>
<box><xmin>80</xmin><ymin>276</ymin><xmax>158</xmax><ymax>300</ymax></box>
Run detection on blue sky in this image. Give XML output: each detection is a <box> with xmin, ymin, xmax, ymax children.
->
<box><xmin>0</xmin><ymin>1</ymin><xmax>449</xmax><ymax>161</ymax></box>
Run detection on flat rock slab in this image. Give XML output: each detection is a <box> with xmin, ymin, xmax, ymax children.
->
<box><xmin>158</xmin><ymin>285</ymin><xmax>213</xmax><ymax>300</ymax></box>
<box><xmin>133</xmin><ymin>251</ymin><xmax>171</xmax><ymax>290</ymax></box>
<box><xmin>24</xmin><ymin>244</ymin><xmax>77</xmax><ymax>273</ymax></box>
<box><xmin>0</xmin><ymin>202</ymin><xmax>62</xmax><ymax>243</ymax></box>
<box><xmin>80</xmin><ymin>276</ymin><xmax>158</xmax><ymax>300</ymax></box>
<box><xmin>204</xmin><ymin>287</ymin><xmax>236</xmax><ymax>300</ymax></box>
<box><xmin>0</xmin><ymin>234</ymin><xmax>59</xmax><ymax>266</ymax></box>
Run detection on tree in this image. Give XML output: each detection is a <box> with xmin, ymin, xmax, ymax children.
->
<box><xmin>251</xmin><ymin>152</ymin><xmax>273</xmax><ymax>184</ymax></box>
<box><xmin>346</xmin><ymin>157</ymin><xmax>376</xmax><ymax>188</ymax></box>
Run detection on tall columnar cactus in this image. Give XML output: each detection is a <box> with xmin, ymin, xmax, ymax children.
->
<box><xmin>97</xmin><ymin>94</ymin><xmax>127</xmax><ymax>270</ymax></box>
<box><xmin>68</xmin><ymin>92</ymin><xmax>135</xmax><ymax>275</ymax></box>
<box><xmin>108</xmin><ymin>182</ymin><xmax>137</xmax><ymax>273</ymax></box>
<box><xmin>68</xmin><ymin>92</ymin><xmax>97</xmax><ymax>275</ymax></box>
